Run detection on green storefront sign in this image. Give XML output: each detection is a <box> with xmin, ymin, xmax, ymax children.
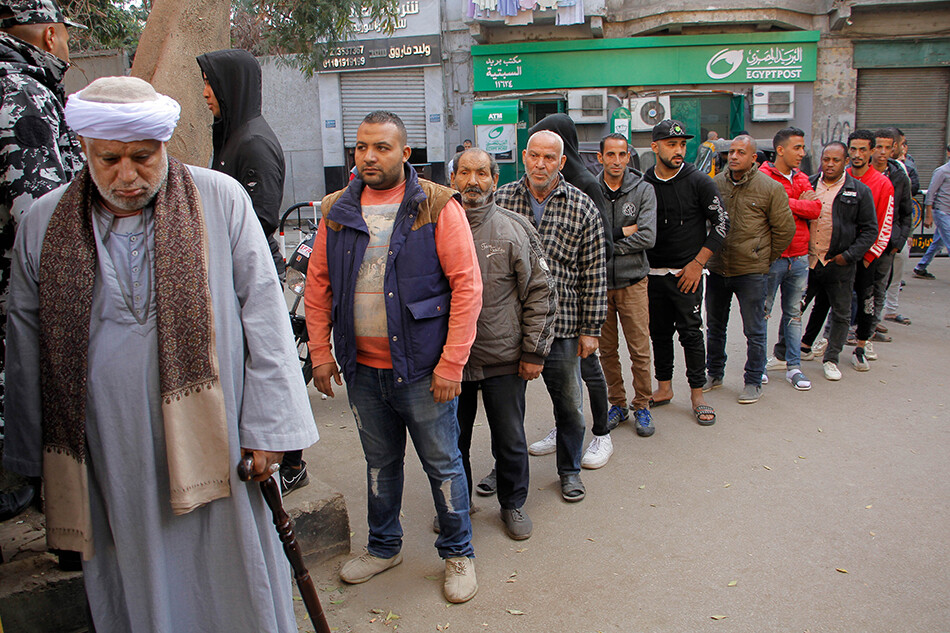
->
<box><xmin>473</xmin><ymin>32</ymin><xmax>819</xmax><ymax>92</ymax></box>
<box><xmin>472</xmin><ymin>100</ymin><xmax>521</xmax><ymax>182</ymax></box>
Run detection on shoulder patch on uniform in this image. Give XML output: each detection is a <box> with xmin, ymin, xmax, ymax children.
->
<box><xmin>14</xmin><ymin>115</ymin><xmax>52</xmax><ymax>148</ymax></box>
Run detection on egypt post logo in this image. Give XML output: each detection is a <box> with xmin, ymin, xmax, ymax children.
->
<box><xmin>488</xmin><ymin>125</ymin><xmax>504</xmax><ymax>139</ymax></box>
<box><xmin>706</xmin><ymin>48</ymin><xmax>743</xmax><ymax>80</ymax></box>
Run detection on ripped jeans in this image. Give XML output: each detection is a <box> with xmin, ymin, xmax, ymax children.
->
<box><xmin>764</xmin><ymin>255</ymin><xmax>809</xmax><ymax>369</ymax></box>
<box><xmin>347</xmin><ymin>364</ymin><xmax>473</xmax><ymax>560</ymax></box>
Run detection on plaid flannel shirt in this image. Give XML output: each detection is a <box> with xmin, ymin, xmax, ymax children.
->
<box><xmin>496</xmin><ymin>175</ymin><xmax>607</xmax><ymax>339</ymax></box>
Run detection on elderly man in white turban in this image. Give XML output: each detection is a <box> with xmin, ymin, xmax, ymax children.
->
<box><xmin>2</xmin><ymin>76</ymin><xmax>317</xmax><ymax>632</ymax></box>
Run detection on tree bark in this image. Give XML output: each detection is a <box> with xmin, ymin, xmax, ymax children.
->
<box><xmin>130</xmin><ymin>0</ymin><xmax>230</xmax><ymax>166</ymax></box>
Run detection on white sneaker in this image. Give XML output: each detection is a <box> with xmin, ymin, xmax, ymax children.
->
<box><xmin>851</xmin><ymin>348</ymin><xmax>870</xmax><ymax>372</ymax></box>
<box><xmin>812</xmin><ymin>338</ymin><xmax>828</xmax><ymax>356</ymax></box>
<box><xmin>528</xmin><ymin>428</ymin><xmax>557</xmax><ymax>456</ymax></box>
<box><xmin>581</xmin><ymin>434</ymin><xmax>613</xmax><ymax>469</ymax></box>
<box><xmin>761</xmin><ymin>372</ymin><xmax>769</xmax><ymax>385</ymax></box>
<box><xmin>765</xmin><ymin>356</ymin><xmax>787</xmax><ymax>371</ymax></box>
<box><xmin>823</xmin><ymin>361</ymin><xmax>842</xmax><ymax>381</ymax></box>
<box><xmin>864</xmin><ymin>341</ymin><xmax>878</xmax><ymax>361</ymax></box>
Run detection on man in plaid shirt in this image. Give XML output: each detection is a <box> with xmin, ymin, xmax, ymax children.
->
<box><xmin>495</xmin><ymin>130</ymin><xmax>607</xmax><ymax>503</ymax></box>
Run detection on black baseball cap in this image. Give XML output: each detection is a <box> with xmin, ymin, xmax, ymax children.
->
<box><xmin>0</xmin><ymin>0</ymin><xmax>85</xmax><ymax>29</ymax></box>
<box><xmin>652</xmin><ymin>119</ymin><xmax>694</xmax><ymax>142</ymax></box>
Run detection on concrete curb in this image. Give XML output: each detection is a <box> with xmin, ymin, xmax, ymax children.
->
<box><xmin>0</xmin><ymin>477</ymin><xmax>349</xmax><ymax>632</ymax></box>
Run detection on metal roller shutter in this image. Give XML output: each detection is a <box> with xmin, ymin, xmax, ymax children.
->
<box><xmin>856</xmin><ymin>68</ymin><xmax>950</xmax><ymax>182</ymax></box>
<box><xmin>341</xmin><ymin>68</ymin><xmax>427</xmax><ymax>148</ymax></box>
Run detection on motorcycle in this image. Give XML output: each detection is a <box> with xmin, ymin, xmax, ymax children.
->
<box><xmin>280</xmin><ymin>203</ymin><xmax>319</xmax><ymax>387</ymax></box>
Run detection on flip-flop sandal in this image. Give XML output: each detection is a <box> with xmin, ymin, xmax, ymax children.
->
<box><xmin>559</xmin><ymin>474</ymin><xmax>586</xmax><ymax>502</ymax></box>
<box><xmin>475</xmin><ymin>469</ymin><xmax>496</xmax><ymax>496</ymax></box>
<box><xmin>693</xmin><ymin>404</ymin><xmax>716</xmax><ymax>426</ymax></box>
<box><xmin>885</xmin><ymin>314</ymin><xmax>912</xmax><ymax>325</ymax></box>
<box><xmin>649</xmin><ymin>397</ymin><xmax>672</xmax><ymax>408</ymax></box>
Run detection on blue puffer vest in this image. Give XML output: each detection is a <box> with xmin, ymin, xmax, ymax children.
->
<box><xmin>321</xmin><ymin>165</ymin><xmax>459</xmax><ymax>386</ymax></box>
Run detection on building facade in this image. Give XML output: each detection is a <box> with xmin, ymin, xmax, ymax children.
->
<box><xmin>262</xmin><ymin>0</ymin><xmax>950</xmax><ymax>206</ymax></box>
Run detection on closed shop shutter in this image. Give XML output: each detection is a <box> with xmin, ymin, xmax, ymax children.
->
<box><xmin>856</xmin><ymin>68</ymin><xmax>950</xmax><ymax>183</ymax></box>
<box><xmin>341</xmin><ymin>68</ymin><xmax>427</xmax><ymax>148</ymax></box>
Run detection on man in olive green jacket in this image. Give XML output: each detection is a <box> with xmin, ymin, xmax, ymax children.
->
<box><xmin>705</xmin><ymin>136</ymin><xmax>794</xmax><ymax>404</ymax></box>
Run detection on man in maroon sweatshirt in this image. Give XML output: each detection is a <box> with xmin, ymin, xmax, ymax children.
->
<box><xmin>759</xmin><ymin>127</ymin><xmax>822</xmax><ymax>391</ymax></box>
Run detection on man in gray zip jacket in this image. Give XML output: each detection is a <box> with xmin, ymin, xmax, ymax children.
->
<box><xmin>452</xmin><ymin>148</ymin><xmax>557</xmax><ymax>540</ymax></box>
<box><xmin>591</xmin><ymin>134</ymin><xmax>657</xmax><ymax>458</ymax></box>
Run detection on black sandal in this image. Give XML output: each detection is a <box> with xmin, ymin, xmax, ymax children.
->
<box><xmin>693</xmin><ymin>404</ymin><xmax>716</xmax><ymax>426</ymax></box>
<box><xmin>559</xmin><ymin>474</ymin><xmax>586</xmax><ymax>502</ymax></box>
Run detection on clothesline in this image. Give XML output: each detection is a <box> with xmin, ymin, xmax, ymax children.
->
<box><xmin>468</xmin><ymin>0</ymin><xmax>586</xmax><ymax>26</ymax></box>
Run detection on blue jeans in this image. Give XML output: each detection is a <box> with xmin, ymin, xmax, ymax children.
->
<box><xmin>764</xmin><ymin>255</ymin><xmax>809</xmax><ymax>369</ymax></box>
<box><xmin>540</xmin><ymin>338</ymin><xmax>586</xmax><ymax>476</ymax></box>
<box><xmin>705</xmin><ymin>272</ymin><xmax>768</xmax><ymax>386</ymax></box>
<box><xmin>918</xmin><ymin>209</ymin><xmax>950</xmax><ymax>268</ymax></box>
<box><xmin>347</xmin><ymin>364</ymin><xmax>473</xmax><ymax>559</ymax></box>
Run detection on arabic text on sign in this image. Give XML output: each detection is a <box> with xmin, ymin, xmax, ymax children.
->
<box><xmin>354</xmin><ymin>0</ymin><xmax>419</xmax><ymax>34</ymax></box>
<box><xmin>746</xmin><ymin>47</ymin><xmax>803</xmax><ymax>67</ymax></box>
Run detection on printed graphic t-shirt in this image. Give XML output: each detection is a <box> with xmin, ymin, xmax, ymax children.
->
<box><xmin>354</xmin><ymin>181</ymin><xmax>404</xmax><ymax>368</ymax></box>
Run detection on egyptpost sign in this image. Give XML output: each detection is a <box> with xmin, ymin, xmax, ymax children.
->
<box><xmin>472</xmin><ymin>32</ymin><xmax>819</xmax><ymax>92</ymax></box>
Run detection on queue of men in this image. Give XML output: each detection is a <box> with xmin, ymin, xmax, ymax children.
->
<box><xmin>0</xmin><ymin>1</ymin><xmax>941</xmax><ymax>624</ymax></box>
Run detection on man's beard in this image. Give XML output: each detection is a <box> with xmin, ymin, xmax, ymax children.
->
<box><xmin>90</xmin><ymin>152</ymin><xmax>169</xmax><ymax>214</ymax></box>
<box><xmin>658</xmin><ymin>154</ymin><xmax>682</xmax><ymax>170</ymax></box>
<box><xmin>462</xmin><ymin>186</ymin><xmax>493</xmax><ymax>208</ymax></box>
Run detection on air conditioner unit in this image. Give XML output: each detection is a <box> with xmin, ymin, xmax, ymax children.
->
<box><xmin>567</xmin><ymin>89</ymin><xmax>608</xmax><ymax>124</ymax></box>
<box><xmin>752</xmin><ymin>84</ymin><xmax>795</xmax><ymax>121</ymax></box>
<box><xmin>629</xmin><ymin>96</ymin><xmax>671</xmax><ymax>131</ymax></box>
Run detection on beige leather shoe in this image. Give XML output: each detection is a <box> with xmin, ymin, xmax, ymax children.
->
<box><xmin>339</xmin><ymin>551</ymin><xmax>403</xmax><ymax>584</ymax></box>
<box><xmin>443</xmin><ymin>556</ymin><xmax>478</xmax><ymax>603</ymax></box>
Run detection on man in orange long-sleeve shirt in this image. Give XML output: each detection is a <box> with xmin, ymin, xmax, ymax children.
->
<box><xmin>305</xmin><ymin>111</ymin><xmax>482</xmax><ymax>604</ymax></box>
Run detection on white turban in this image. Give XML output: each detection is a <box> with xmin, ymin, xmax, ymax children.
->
<box><xmin>65</xmin><ymin>76</ymin><xmax>181</xmax><ymax>143</ymax></box>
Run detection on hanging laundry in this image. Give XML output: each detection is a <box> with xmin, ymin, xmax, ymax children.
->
<box><xmin>536</xmin><ymin>0</ymin><xmax>558</xmax><ymax>10</ymax></box>
<box><xmin>475</xmin><ymin>0</ymin><xmax>498</xmax><ymax>11</ymax></box>
<box><xmin>498</xmin><ymin>0</ymin><xmax>520</xmax><ymax>16</ymax></box>
<box><xmin>557</xmin><ymin>0</ymin><xmax>576</xmax><ymax>6</ymax></box>
<box><xmin>505</xmin><ymin>8</ymin><xmax>534</xmax><ymax>24</ymax></box>
<box><xmin>519</xmin><ymin>0</ymin><xmax>537</xmax><ymax>9</ymax></box>
<box><xmin>556</xmin><ymin>0</ymin><xmax>584</xmax><ymax>25</ymax></box>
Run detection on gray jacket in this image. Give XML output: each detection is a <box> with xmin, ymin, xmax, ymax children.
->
<box><xmin>462</xmin><ymin>201</ymin><xmax>557</xmax><ymax>382</ymax></box>
<box><xmin>598</xmin><ymin>168</ymin><xmax>657</xmax><ymax>288</ymax></box>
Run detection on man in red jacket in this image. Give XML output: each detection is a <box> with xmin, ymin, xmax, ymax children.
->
<box><xmin>759</xmin><ymin>127</ymin><xmax>821</xmax><ymax>391</ymax></box>
<box><xmin>846</xmin><ymin>129</ymin><xmax>893</xmax><ymax>372</ymax></box>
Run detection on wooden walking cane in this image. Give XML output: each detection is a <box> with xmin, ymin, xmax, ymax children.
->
<box><xmin>238</xmin><ymin>455</ymin><xmax>331</xmax><ymax>633</ymax></box>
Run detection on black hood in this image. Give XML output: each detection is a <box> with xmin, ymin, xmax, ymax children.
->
<box><xmin>196</xmin><ymin>49</ymin><xmax>262</xmax><ymax>161</ymax></box>
<box><xmin>528</xmin><ymin>113</ymin><xmax>589</xmax><ymax>184</ymax></box>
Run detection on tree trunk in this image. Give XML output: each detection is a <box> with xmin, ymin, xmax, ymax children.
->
<box><xmin>130</xmin><ymin>0</ymin><xmax>230</xmax><ymax>166</ymax></box>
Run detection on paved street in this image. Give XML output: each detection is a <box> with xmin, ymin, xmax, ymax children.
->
<box><xmin>296</xmin><ymin>258</ymin><xmax>950</xmax><ymax>633</ymax></box>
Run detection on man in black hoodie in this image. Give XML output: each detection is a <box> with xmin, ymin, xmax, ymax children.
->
<box><xmin>197</xmin><ymin>49</ymin><xmax>285</xmax><ymax>277</ymax></box>
<box><xmin>197</xmin><ymin>49</ymin><xmax>305</xmax><ymax>493</ymax></box>
<box><xmin>643</xmin><ymin>120</ymin><xmax>728</xmax><ymax>426</ymax></box>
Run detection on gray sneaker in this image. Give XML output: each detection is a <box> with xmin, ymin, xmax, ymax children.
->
<box><xmin>340</xmin><ymin>551</ymin><xmax>403</xmax><ymax>584</ymax></box>
<box><xmin>500</xmin><ymin>507</ymin><xmax>532</xmax><ymax>540</ymax></box>
<box><xmin>444</xmin><ymin>557</ymin><xmax>478</xmax><ymax>603</ymax></box>
<box><xmin>737</xmin><ymin>383</ymin><xmax>762</xmax><ymax>404</ymax></box>
<box><xmin>702</xmin><ymin>375</ymin><xmax>723</xmax><ymax>392</ymax></box>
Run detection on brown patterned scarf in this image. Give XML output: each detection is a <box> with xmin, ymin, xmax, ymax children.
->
<box><xmin>38</xmin><ymin>157</ymin><xmax>230</xmax><ymax>559</ymax></box>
